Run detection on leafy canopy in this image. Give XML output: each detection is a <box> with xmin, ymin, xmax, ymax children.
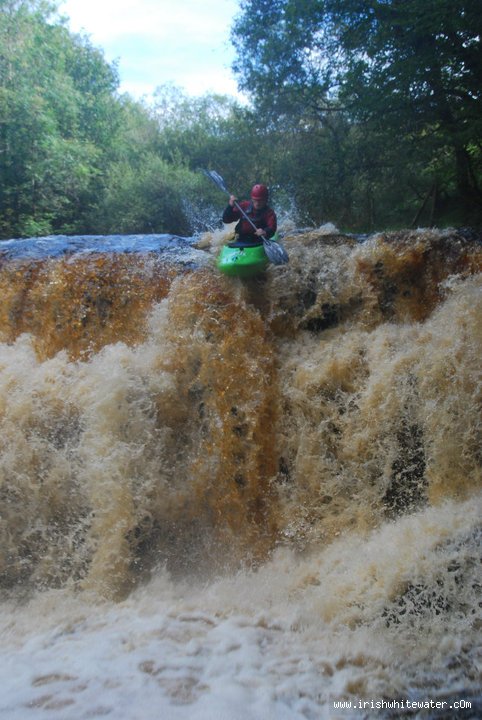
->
<box><xmin>232</xmin><ymin>0</ymin><xmax>482</xmax><ymax>211</ymax></box>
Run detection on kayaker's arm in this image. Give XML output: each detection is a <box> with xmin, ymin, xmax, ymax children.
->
<box><xmin>222</xmin><ymin>197</ymin><xmax>244</xmax><ymax>224</ymax></box>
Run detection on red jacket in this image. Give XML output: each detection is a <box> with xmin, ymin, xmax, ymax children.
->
<box><xmin>222</xmin><ymin>201</ymin><xmax>277</xmax><ymax>241</ymax></box>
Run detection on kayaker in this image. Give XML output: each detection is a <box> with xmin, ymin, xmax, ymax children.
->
<box><xmin>222</xmin><ymin>184</ymin><xmax>277</xmax><ymax>246</ymax></box>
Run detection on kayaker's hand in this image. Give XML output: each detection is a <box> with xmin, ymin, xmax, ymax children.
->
<box><xmin>255</xmin><ymin>228</ymin><xmax>266</xmax><ymax>237</ymax></box>
<box><xmin>229</xmin><ymin>195</ymin><xmax>237</xmax><ymax>207</ymax></box>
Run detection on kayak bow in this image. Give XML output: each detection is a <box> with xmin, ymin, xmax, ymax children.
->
<box><xmin>216</xmin><ymin>242</ymin><xmax>269</xmax><ymax>278</ymax></box>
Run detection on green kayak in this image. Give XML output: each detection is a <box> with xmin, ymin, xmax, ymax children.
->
<box><xmin>216</xmin><ymin>242</ymin><xmax>269</xmax><ymax>278</ymax></box>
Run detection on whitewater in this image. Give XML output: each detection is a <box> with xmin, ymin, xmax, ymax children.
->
<box><xmin>0</xmin><ymin>226</ymin><xmax>480</xmax><ymax>719</ymax></box>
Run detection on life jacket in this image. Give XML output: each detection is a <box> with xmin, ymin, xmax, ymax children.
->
<box><xmin>235</xmin><ymin>202</ymin><xmax>272</xmax><ymax>240</ymax></box>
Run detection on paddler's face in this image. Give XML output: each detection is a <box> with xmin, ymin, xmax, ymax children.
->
<box><xmin>252</xmin><ymin>198</ymin><xmax>266</xmax><ymax>210</ymax></box>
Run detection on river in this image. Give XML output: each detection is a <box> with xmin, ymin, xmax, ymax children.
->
<box><xmin>0</xmin><ymin>226</ymin><xmax>480</xmax><ymax>718</ymax></box>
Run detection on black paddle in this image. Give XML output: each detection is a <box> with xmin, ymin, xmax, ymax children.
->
<box><xmin>203</xmin><ymin>169</ymin><xmax>289</xmax><ymax>265</ymax></box>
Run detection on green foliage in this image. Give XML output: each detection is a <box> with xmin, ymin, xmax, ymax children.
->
<box><xmin>0</xmin><ymin>1</ymin><xmax>262</xmax><ymax>239</ymax></box>
<box><xmin>1</xmin><ymin>0</ymin><xmax>480</xmax><ymax>239</ymax></box>
<box><xmin>0</xmin><ymin>0</ymin><xmax>122</xmax><ymax>238</ymax></box>
<box><xmin>232</xmin><ymin>0</ymin><xmax>482</xmax><ymax>227</ymax></box>
<box><xmin>152</xmin><ymin>85</ymin><xmax>258</xmax><ymax>192</ymax></box>
<box><xmin>97</xmin><ymin>155</ymin><xmax>202</xmax><ymax>235</ymax></box>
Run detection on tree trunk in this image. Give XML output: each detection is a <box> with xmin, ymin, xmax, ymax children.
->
<box><xmin>454</xmin><ymin>143</ymin><xmax>481</xmax><ymax>203</ymax></box>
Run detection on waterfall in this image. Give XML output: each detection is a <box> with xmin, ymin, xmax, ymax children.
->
<box><xmin>0</xmin><ymin>227</ymin><xmax>480</xmax><ymax>717</ymax></box>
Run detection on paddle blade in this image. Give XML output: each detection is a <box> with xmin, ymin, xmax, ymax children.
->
<box><xmin>263</xmin><ymin>237</ymin><xmax>289</xmax><ymax>265</ymax></box>
<box><xmin>202</xmin><ymin>169</ymin><xmax>229</xmax><ymax>195</ymax></box>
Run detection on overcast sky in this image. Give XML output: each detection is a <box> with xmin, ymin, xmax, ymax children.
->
<box><xmin>60</xmin><ymin>0</ymin><xmax>242</xmax><ymax>101</ymax></box>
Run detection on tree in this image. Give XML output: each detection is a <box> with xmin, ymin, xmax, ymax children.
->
<box><xmin>0</xmin><ymin>0</ymin><xmax>121</xmax><ymax>238</ymax></box>
<box><xmin>232</xmin><ymin>0</ymin><xmax>482</xmax><ymax>225</ymax></box>
<box><xmin>151</xmin><ymin>85</ymin><xmax>282</xmax><ymax>227</ymax></box>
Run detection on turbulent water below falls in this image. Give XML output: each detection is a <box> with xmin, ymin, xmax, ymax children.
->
<box><xmin>0</xmin><ymin>226</ymin><xmax>481</xmax><ymax>719</ymax></box>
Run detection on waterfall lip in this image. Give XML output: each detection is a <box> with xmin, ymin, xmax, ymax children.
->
<box><xmin>0</xmin><ymin>233</ymin><xmax>209</xmax><ymax>265</ymax></box>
